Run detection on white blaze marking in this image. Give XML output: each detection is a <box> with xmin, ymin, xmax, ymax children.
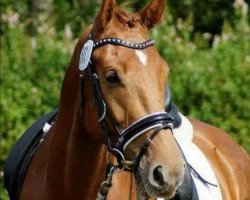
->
<box><xmin>135</xmin><ymin>50</ymin><xmax>147</xmax><ymax>66</ymax></box>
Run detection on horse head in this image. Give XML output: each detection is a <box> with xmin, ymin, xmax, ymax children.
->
<box><xmin>78</xmin><ymin>0</ymin><xmax>185</xmax><ymax>198</ymax></box>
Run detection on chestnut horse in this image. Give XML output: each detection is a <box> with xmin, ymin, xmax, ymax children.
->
<box><xmin>8</xmin><ymin>0</ymin><xmax>250</xmax><ymax>200</ymax></box>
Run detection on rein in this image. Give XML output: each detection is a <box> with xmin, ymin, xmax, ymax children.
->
<box><xmin>79</xmin><ymin>34</ymin><xmax>180</xmax><ymax>199</ymax></box>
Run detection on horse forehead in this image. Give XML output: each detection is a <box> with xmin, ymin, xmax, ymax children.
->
<box><xmin>94</xmin><ymin>46</ymin><xmax>161</xmax><ymax>74</ymax></box>
<box><xmin>100</xmin><ymin>48</ymin><xmax>154</xmax><ymax>72</ymax></box>
<box><xmin>94</xmin><ymin>45</ymin><xmax>138</xmax><ymax>62</ymax></box>
<box><xmin>93</xmin><ymin>45</ymin><xmax>124</xmax><ymax>63</ymax></box>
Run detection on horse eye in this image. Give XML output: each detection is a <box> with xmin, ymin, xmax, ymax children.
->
<box><xmin>105</xmin><ymin>71</ymin><xmax>120</xmax><ymax>85</ymax></box>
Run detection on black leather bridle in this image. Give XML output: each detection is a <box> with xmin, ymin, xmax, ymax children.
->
<box><xmin>78</xmin><ymin>33</ymin><xmax>220</xmax><ymax>200</ymax></box>
<box><xmin>79</xmin><ymin>34</ymin><xmax>179</xmax><ymax>171</ymax></box>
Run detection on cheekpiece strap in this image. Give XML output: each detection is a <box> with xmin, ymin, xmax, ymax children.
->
<box><xmin>93</xmin><ymin>38</ymin><xmax>155</xmax><ymax>50</ymax></box>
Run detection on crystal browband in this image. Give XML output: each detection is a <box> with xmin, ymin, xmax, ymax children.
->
<box><xmin>93</xmin><ymin>37</ymin><xmax>155</xmax><ymax>50</ymax></box>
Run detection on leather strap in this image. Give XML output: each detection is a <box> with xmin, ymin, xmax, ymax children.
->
<box><xmin>93</xmin><ymin>37</ymin><xmax>155</xmax><ymax>50</ymax></box>
<box><xmin>117</xmin><ymin>112</ymin><xmax>175</xmax><ymax>152</ymax></box>
<box><xmin>133</xmin><ymin>124</ymin><xmax>172</xmax><ymax>172</ymax></box>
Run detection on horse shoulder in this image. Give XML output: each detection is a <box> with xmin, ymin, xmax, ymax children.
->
<box><xmin>20</xmin><ymin>133</ymin><xmax>53</xmax><ymax>200</ymax></box>
<box><xmin>189</xmin><ymin>118</ymin><xmax>250</xmax><ymax>200</ymax></box>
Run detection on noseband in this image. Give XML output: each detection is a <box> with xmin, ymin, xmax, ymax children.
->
<box><xmin>79</xmin><ymin>34</ymin><xmax>178</xmax><ymax>171</ymax></box>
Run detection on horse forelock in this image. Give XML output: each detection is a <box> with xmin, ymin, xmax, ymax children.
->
<box><xmin>91</xmin><ymin>9</ymin><xmax>148</xmax><ymax>42</ymax></box>
<box><xmin>115</xmin><ymin>9</ymin><xmax>142</xmax><ymax>28</ymax></box>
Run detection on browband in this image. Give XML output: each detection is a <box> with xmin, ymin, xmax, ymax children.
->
<box><xmin>93</xmin><ymin>37</ymin><xmax>155</xmax><ymax>50</ymax></box>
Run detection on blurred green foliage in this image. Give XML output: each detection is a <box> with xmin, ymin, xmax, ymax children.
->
<box><xmin>0</xmin><ymin>27</ymin><xmax>72</xmax><ymax>200</ymax></box>
<box><xmin>1</xmin><ymin>0</ymin><xmax>250</xmax><ymax>199</ymax></box>
<box><xmin>154</xmin><ymin>19</ymin><xmax>250</xmax><ymax>151</ymax></box>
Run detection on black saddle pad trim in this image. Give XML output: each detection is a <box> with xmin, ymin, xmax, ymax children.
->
<box><xmin>4</xmin><ymin>110</ymin><xmax>58</xmax><ymax>200</ymax></box>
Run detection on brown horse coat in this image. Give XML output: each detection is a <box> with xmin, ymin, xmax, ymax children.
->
<box><xmin>18</xmin><ymin>0</ymin><xmax>250</xmax><ymax>199</ymax></box>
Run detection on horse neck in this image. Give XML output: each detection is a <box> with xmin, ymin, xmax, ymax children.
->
<box><xmin>46</xmin><ymin>32</ymin><xmax>107</xmax><ymax>199</ymax></box>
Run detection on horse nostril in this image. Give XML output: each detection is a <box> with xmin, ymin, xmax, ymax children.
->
<box><xmin>153</xmin><ymin>166</ymin><xmax>166</xmax><ymax>187</ymax></box>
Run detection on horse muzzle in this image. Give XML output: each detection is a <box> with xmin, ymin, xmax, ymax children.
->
<box><xmin>135</xmin><ymin>128</ymin><xmax>185</xmax><ymax>199</ymax></box>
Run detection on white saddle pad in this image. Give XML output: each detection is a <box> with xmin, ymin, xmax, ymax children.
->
<box><xmin>158</xmin><ymin>113</ymin><xmax>222</xmax><ymax>200</ymax></box>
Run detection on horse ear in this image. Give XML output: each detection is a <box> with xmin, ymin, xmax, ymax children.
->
<box><xmin>94</xmin><ymin>0</ymin><xmax>116</xmax><ymax>31</ymax></box>
<box><xmin>139</xmin><ymin>0</ymin><xmax>165</xmax><ymax>29</ymax></box>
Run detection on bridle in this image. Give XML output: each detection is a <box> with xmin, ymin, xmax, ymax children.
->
<box><xmin>79</xmin><ymin>34</ymin><xmax>179</xmax><ymax>199</ymax></box>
